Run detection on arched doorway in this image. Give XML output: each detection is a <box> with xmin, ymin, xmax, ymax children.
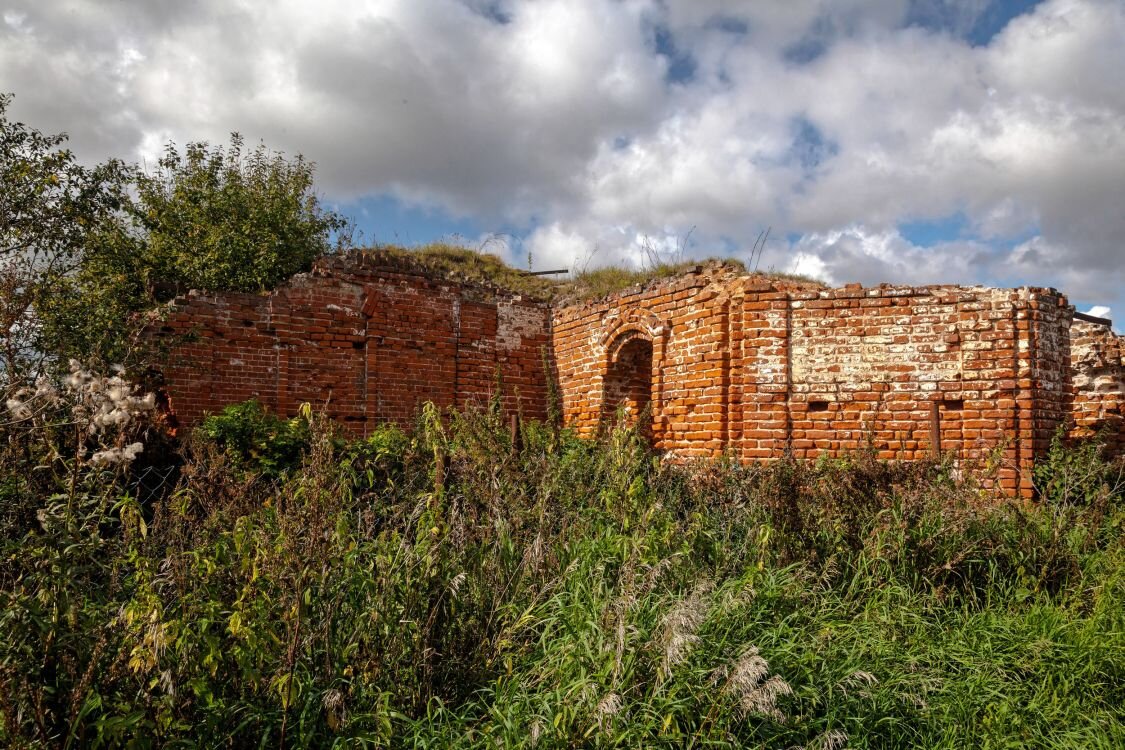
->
<box><xmin>603</xmin><ymin>334</ymin><xmax>654</xmax><ymax>439</ymax></box>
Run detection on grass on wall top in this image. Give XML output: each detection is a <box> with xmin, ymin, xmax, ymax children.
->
<box><xmin>331</xmin><ymin>243</ymin><xmax>824</xmax><ymax>303</ymax></box>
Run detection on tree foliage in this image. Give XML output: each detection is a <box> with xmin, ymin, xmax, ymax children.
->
<box><xmin>135</xmin><ymin>135</ymin><xmax>349</xmax><ymax>293</ymax></box>
<box><xmin>0</xmin><ymin>94</ymin><xmax>349</xmax><ymax>370</ymax></box>
<box><xmin>0</xmin><ymin>93</ymin><xmax>131</xmax><ymax>376</ymax></box>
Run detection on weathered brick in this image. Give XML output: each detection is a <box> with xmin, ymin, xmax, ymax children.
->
<box><xmin>552</xmin><ymin>268</ymin><xmax>1122</xmax><ymax>496</ymax></box>
<box><xmin>152</xmin><ymin>257</ymin><xmax>1124</xmax><ymax>497</ymax></box>
<box><xmin>150</xmin><ymin>256</ymin><xmax>552</xmax><ymax>433</ymax></box>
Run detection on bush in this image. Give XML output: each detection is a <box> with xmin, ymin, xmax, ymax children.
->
<box><xmin>195</xmin><ymin>400</ymin><xmax>311</xmax><ymax>480</ymax></box>
<box><xmin>135</xmin><ymin>135</ymin><xmax>350</xmax><ymax>294</ymax></box>
<box><xmin>1034</xmin><ymin>427</ymin><xmax>1125</xmax><ymax>508</ymax></box>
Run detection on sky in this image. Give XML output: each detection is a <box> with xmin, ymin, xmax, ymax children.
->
<box><xmin>2</xmin><ymin>0</ymin><xmax>1123</xmax><ymax>317</ymax></box>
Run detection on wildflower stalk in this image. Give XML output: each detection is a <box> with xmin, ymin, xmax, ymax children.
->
<box><xmin>278</xmin><ymin>568</ymin><xmax>307</xmax><ymax>750</ymax></box>
<box><xmin>67</xmin><ymin>421</ymin><xmax>81</xmax><ymax>526</ymax></box>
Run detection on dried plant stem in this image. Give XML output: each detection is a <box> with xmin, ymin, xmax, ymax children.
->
<box><xmin>278</xmin><ymin>572</ymin><xmax>306</xmax><ymax>750</ymax></box>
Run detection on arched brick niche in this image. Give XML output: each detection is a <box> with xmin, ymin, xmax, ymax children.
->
<box><xmin>598</xmin><ymin>312</ymin><xmax>669</xmax><ymax>443</ymax></box>
<box><xmin>603</xmin><ymin>329</ymin><xmax>655</xmax><ymax>438</ymax></box>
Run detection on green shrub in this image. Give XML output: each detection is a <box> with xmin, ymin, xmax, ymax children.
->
<box><xmin>195</xmin><ymin>400</ymin><xmax>310</xmax><ymax>480</ymax></box>
<box><xmin>1034</xmin><ymin>427</ymin><xmax>1125</xmax><ymax>507</ymax></box>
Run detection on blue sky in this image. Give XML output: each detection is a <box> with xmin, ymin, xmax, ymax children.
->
<box><xmin>3</xmin><ymin>0</ymin><xmax>1123</xmax><ymax>316</ymax></box>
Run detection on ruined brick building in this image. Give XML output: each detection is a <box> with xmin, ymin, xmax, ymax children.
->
<box><xmin>154</xmin><ymin>251</ymin><xmax>1125</xmax><ymax>497</ymax></box>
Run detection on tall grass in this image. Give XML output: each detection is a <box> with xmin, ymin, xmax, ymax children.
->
<box><xmin>1</xmin><ymin>394</ymin><xmax>1122</xmax><ymax>747</ymax></box>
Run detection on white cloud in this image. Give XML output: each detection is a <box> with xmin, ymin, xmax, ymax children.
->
<box><xmin>2</xmin><ymin>0</ymin><xmax>666</xmax><ymax>216</ymax></box>
<box><xmin>1085</xmin><ymin>305</ymin><xmax>1111</xmax><ymax>319</ymax></box>
<box><xmin>2</xmin><ymin>0</ymin><xmax>1124</xmax><ymax>308</ymax></box>
<box><xmin>785</xmin><ymin>226</ymin><xmax>989</xmax><ymax>287</ymax></box>
<box><xmin>988</xmin><ymin>0</ymin><xmax>1125</xmax><ymax>110</ymax></box>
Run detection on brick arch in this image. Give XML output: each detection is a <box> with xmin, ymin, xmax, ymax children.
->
<box><xmin>605</xmin><ymin>324</ymin><xmax>653</xmax><ymax>364</ymax></box>
<box><xmin>602</xmin><ymin>332</ymin><xmax>654</xmax><ymax>438</ymax></box>
<box><xmin>599</xmin><ymin>312</ymin><xmax>669</xmax><ymax>444</ymax></box>
<box><xmin>599</xmin><ymin>309</ymin><xmax>665</xmax><ymax>348</ymax></box>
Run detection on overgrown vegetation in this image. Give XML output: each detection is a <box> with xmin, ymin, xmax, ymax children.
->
<box><xmin>363</xmin><ymin>243</ymin><xmax>561</xmax><ymax>301</ymax></box>
<box><xmin>561</xmin><ymin>257</ymin><xmax>820</xmax><ymax>302</ymax></box>
<box><xmin>366</xmin><ymin>244</ymin><xmax>822</xmax><ymax>304</ymax></box>
<box><xmin>563</xmin><ymin>259</ymin><xmax>748</xmax><ymax>302</ymax></box>
<box><xmin>1</xmin><ymin>388</ymin><xmax>1122</xmax><ymax>748</ymax></box>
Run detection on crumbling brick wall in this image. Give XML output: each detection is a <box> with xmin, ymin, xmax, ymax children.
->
<box><xmin>156</xmin><ymin>253</ymin><xmax>1123</xmax><ymax>497</ymax></box>
<box><xmin>152</xmin><ymin>256</ymin><xmax>552</xmax><ymax>432</ymax></box>
<box><xmin>552</xmin><ymin>265</ymin><xmax>1076</xmax><ymax>497</ymax></box>
<box><xmin>1070</xmin><ymin>317</ymin><xmax>1125</xmax><ymax>451</ymax></box>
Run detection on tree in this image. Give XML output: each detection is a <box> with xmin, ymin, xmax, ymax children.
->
<box><xmin>26</xmin><ymin>127</ymin><xmax>350</xmax><ymax>367</ymax></box>
<box><xmin>135</xmin><ymin>134</ymin><xmax>350</xmax><ymax>293</ymax></box>
<box><xmin>0</xmin><ymin>93</ymin><xmax>131</xmax><ymax>377</ymax></box>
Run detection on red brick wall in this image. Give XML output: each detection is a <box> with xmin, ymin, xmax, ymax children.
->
<box><xmin>155</xmin><ymin>255</ymin><xmax>1123</xmax><ymax>497</ymax></box>
<box><xmin>153</xmin><ymin>258</ymin><xmax>552</xmax><ymax>431</ymax></box>
<box><xmin>552</xmin><ymin>266</ymin><xmax>1080</xmax><ymax>496</ymax></box>
<box><xmin>1025</xmin><ymin>290</ymin><xmax>1074</xmax><ymax>460</ymax></box>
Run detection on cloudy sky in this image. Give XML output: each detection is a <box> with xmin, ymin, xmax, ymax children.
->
<box><xmin>2</xmin><ymin>0</ymin><xmax>1123</xmax><ymax>314</ymax></box>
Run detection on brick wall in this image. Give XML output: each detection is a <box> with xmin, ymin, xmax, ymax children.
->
<box><xmin>155</xmin><ymin>255</ymin><xmax>1124</xmax><ymax>496</ymax></box>
<box><xmin>1070</xmin><ymin>318</ymin><xmax>1125</xmax><ymax>451</ymax></box>
<box><xmin>552</xmin><ymin>265</ymin><xmax>1082</xmax><ymax>497</ymax></box>
<box><xmin>152</xmin><ymin>256</ymin><xmax>552</xmax><ymax>432</ymax></box>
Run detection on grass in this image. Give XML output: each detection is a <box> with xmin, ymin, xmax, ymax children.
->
<box><xmin>339</xmin><ymin>243</ymin><xmax>824</xmax><ymax>303</ymax></box>
<box><xmin>353</xmin><ymin>243</ymin><xmax>561</xmax><ymax>301</ymax></box>
<box><xmin>1</xmin><ymin>396</ymin><xmax>1122</xmax><ymax>748</ymax></box>
<box><xmin>562</xmin><ymin>259</ymin><xmax>824</xmax><ymax>302</ymax></box>
<box><xmin>561</xmin><ymin>260</ymin><xmax>742</xmax><ymax>302</ymax></box>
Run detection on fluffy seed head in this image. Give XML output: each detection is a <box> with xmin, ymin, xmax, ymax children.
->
<box><xmin>810</xmin><ymin>729</ymin><xmax>849</xmax><ymax>750</ymax></box>
<box><xmin>595</xmin><ymin>692</ymin><xmax>622</xmax><ymax>732</ymax></box>
<box><xmin>659</xmin><ymin>581</ymin><xmax>713</xmax><ymax>672</ymax></box>
<box><xmin>716</xmin><ymin>644</ymin><xmax>793</xmax><ymax>722</ymax></box>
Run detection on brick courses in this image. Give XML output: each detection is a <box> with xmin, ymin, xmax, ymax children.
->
<box><xmin>154</xmin><ymin>256</ymin><xmax>1125</xmax><ymax>496</ymax></box>
<box><xmin>1070</xmin><ymin>317</ymin><xmax>1125</xmax><ymax>451</ymax></box>
<box><xmin>153</xmin><ymin>254</ymin><xmax>552</xmax><ymax>432</ymax></box>
<box><xmin>553</xmin><ymin>264</ymin><xmax>1122</xmax><ymax>498</ymax></box>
